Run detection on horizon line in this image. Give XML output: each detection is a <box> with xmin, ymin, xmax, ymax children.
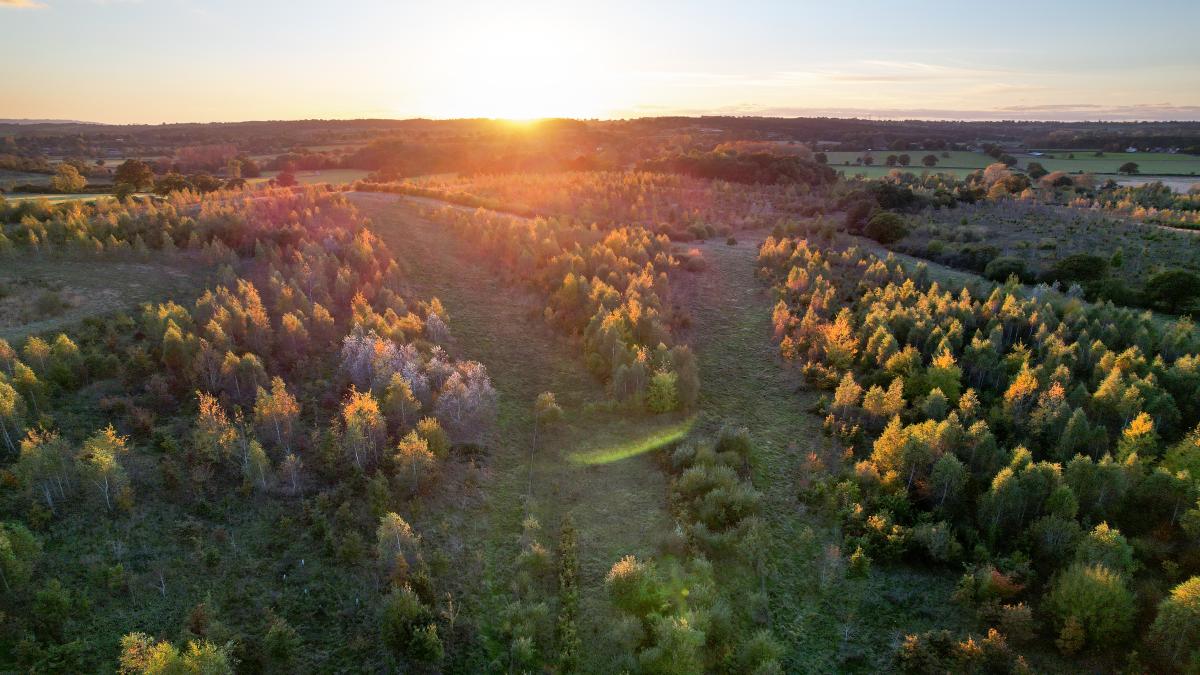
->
<box><xmin>5</xmin><ymin>113</ymin><xmax>1200</xmax><ymax>128</ymax></box>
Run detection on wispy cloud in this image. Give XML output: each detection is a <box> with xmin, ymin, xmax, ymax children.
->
<box><xmin>631</xmin><ymin>60</ymin><xmax>1033</xmax><ymax>90</ymax></box>
<box><xmin>813</xmin><ymin>60</ymin><xmax>1023</xmax><ymax>83</ymax></box>
<box><xmin>616</xmin><ymin>102</ymin><xmax>1200</xmax><ymax>123</ymax></box>
<box><xmin>0</xmin><ymin>0</ymin><xmax>48</xmax><ymax>8</ymax></box>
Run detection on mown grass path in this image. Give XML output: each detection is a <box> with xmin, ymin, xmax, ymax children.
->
<box><xmin>351</xmin><ymin>193</ymin><xmax>683</xmax><ymax>670</ymax></box>
<box><xmin>682</xmin><ymin>235</ymin><xmax>968</xmax><ymax>672</ymax></box>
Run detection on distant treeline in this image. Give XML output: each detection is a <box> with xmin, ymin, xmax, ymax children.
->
<box><xmin>5</xmin><ymin>117</ymin><xmax>1200</xmax><ymax>169</ymax></box>
<box><xmin>639</xmin><ymin>151</ymin><xmax>838</xmax><ymax>186</ymax></box>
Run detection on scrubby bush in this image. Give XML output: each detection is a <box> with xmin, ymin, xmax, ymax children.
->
<box><xmin>864</xmin><ymin>212</ymin><xmax>909</xmax><ymax>244</ymax></box>
<box><xmin>983</xmin><ymin>256</ymin><xmax>1028</xmax><ymax>282</ymax></box>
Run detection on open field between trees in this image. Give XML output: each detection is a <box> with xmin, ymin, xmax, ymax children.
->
<box><xmin>0</xmin><ymin>257</ymin><xmax>207</xmax><ymax>342</ymax></box>
<box><xmin>350</xmin><ymin>192</ymin><xmax>688</xmax><ymax>668</ymax></box>
<box><xmin>354</xmin><ymin>191</ymin><xmax>978</xmax><ymax>671</ymax></box>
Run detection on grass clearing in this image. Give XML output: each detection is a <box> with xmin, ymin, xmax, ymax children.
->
<box><xmin>1024</xmin><ymin>149</ymin><xmax>1200</xmax><ymax>175</ymax></box>
<box><xmin>896</xmin><ymin>200</ymin><xmax>1200</xmax><ymax>307</ymax></box>
<box><xmin>354</xmin><ymin>189</ymin><xmax>978</xmax><ymax>671</ymax></box>
<box><xmin>249</xmin><ymin>168</ymin><xmax>369</xmax><ymax>186</ymax></box>
<box><xmin>349</xmin><ymin>192</ymin><xmax>682</xmax><ymax>668</ymax></box>
<box><xmin>1</xmin><ymin>192</ymin><xmax>122</xmax><ymax>204</ymax></box>
<box><xmin>677</xmin><ymin>233</ymin><xmax>972</xmax><ymax>672</ymax></box>
<box><xmin>0</xmin><ymin>255</ymin><xmax>208</xmax><ymax>342</ymax></box>
<box><xmin>0</xmin><ymin>169</ymin><xmax>52</xmax><ymax>189</ymax></box>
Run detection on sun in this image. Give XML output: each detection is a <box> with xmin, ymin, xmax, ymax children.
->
<box><xmin>414</xmin><ymin>12</ymin><xmax>614</xmax><ymax>120</ymax></box>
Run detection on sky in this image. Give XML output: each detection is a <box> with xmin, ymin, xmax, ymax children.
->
<box><xmin>2</xmin><ymin>0</ymin><xmax>1199</xmax><ymax>124</ymax></box>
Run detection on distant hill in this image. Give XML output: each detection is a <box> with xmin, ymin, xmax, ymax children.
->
<box><xmin>0</xmin><ymin>118</ymin><xmax>98</xmax><ymax>125</ymax></box>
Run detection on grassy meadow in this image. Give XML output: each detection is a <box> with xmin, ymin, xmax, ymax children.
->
<box><xmin>1023</xmin><ymin>150</ymin><xmax>1200</xmax><ymax>175</ymax></box>
<box><xmin>349</xmin><ymin>193</ymin><xmax>692</xmax><ymax>669</ymax></box>
<box><xmin>249</xmin><ymin>168</ymin><xmax>369</xmax><ymax>187</ymax></box>
<box><xmin>0</xmin><ymin>257</ymin><xmax>208</xmax><ymax>343</ymax></box>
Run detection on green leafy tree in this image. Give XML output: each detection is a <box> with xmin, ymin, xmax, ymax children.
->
<box><xmin>14</xmin><ymin>429</ymin><xmax>74</xmax><ymax>515</ymax></box>
<box><xmin>118</xmin><ymin>632</ymin><xmax>235</xmax><ymax>673</ymax></box>
<box><xmin>153</xmin><ymin>172</ymin><xmax>193</xmax><ymax>195</ymax></box>
<box><xmin>415</xmin><ymin>417</ymin><xmax>450</xmax><ymax>459</ymax></box>
<box><xmin>1074</xmin><ymin>522</ymin><xmax>1135</xmax><ymax>575</ymax></box>
<box><xmin>263</xmin><ymin>614</ymin><xmax>301</xmax><ymax>668</ymax></box>
<box><xmin>864</xmin><ymin>212</ymin><xmax>909</xmax><ymax>244</ymax></box>
<box><xmin>253</xmin><ymin>376</ymin><xmax>299</xmax><ymax>452</ymax></box>
<box><xmin>377</xmin><ymin>512</ymin><xmax>422</xmax><ymax>583</ymax></box>
<box><xmin>930</xmin><ymin>453</ymin><xmax>968</xmax><ymax>510</ymax></box>
<box><xmin>1149</xmin><ymin>576</ymin><xmax>1200</xmax><ymax>671</ymax></box>
<box><xmin>638</xmin><ymin>614</ymin><xmax>705</xmax><ymax>674</ymax></box>
<box><xmin>605</xmin><ymin>555</ymin><xmax>664</xmax><ymax>618</ymax></box>
<box><xmin>379</xmin><ymin>585</ymin><xmax>442</xmax><ymax>667</ymax></box>
<box><xmin>1118</xmin><ymin>162</ymin><xmax>1139</xmax><ymax>174</ymax></box>
<box><xmin>1044</xmin><ymin>563</ymin><xmax>1134</xmax><ymax>649</ymax></box>
<box><xmin>33</xmin><ymin>578</ymin><xmax>72</xmax><ymax>641</ymax></box>
<box><xmin>647</xmin><ymin>370</ymin><xmax>679</xmax><ymax>413</ymax></box>
<box><xmin>534</xmin><ymin>391</ymin><xmax>564</xmax><ymax>429</ymax></box>
<box><xmin>50</xmin><ymin>164</ymin><xmax>86</xmax><ymax>193</ymax></box>
<box><xmin>114</xmin><ymin>159</ymin><xmax>155</xmax><ymax>191</ymax></box>
<box><xmin>0</xmin><ymin>380</ymin><xmax>24</xmax><ymax>454</ymax></box>
<box><xmin>383</xmin><ymin>373</ymin><xmax>422</xmax><ymax>432</ymax></box>
<box><xmin>1144</xmin><ymin>269</ymin><xmax>1200</xmax><ymax>313</ymax></box>
<box><xmin>0</xmin><ymin>521</ymin><xmax>41</xmax><ymax>594</ymax></box>
<box><xmin>395</xmin><ymin>431</ymin><xmax>435</xmax><ymax>495</ymax></box>
<box><xmin>77</xmin><ymin>426</ymin><xmax>132</xmax><ymax>513</ymax></box>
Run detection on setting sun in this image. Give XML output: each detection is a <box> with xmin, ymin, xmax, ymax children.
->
<box><xmin>410</xmin><ymin>11</ymin><xmax>615</xmax><ymax>120</ymax></box>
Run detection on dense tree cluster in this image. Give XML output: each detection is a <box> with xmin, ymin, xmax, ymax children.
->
<box><xmin>0</xmin><ymin>186</ymin><xmax>494</xmax><ymax>670</ymax></box>
<box><xmin>417</xmin><ymin>204</ymin><xmax>700</xmax><ymax>412</ymax></box>
<box><xmin>638</xmin><ymin>150</ymin><xmax>837</xmax><ymax>187</ymax></box>
<box><xmin>760</xmin><ymin>235</ymin><xmax>1200</xmax><ymax>669</ymax></box>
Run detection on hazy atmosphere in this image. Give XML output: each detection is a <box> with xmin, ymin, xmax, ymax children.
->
<box><xmin>2</xmin><ymin>2</ymin><xmax>1200</xmax><ymax>674</ymax></box>
<box><xmin>2</xmin><ymin>0</ymin><xmax>1200</xmax><ymax>122</ymax></box>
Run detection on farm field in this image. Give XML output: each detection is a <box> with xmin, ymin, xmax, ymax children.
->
<box><xmin>0</xmin><ymin>169</ymin><xmax>52</xmax><ymax>189</ymax></box>
<box><xmin>249</xmin><ymin>168</ymin><xmax>369</xmax><ymax>186</ymax></box>
<box><xmin>824</xmin><ymin>150</ymin><xmax>989</xmax><ymax>179</ymax></box>
<box><xmin>1113</xmin><ymin>176</ymin><xmax>1199</xmax><ymax>192</ymax></box>
<box><xmin>832</xmin><ymin>164</ymin><xmax>976</xmax><ymax>179</ymax></box>
<box><xmin>1021</xmin><ymin>150</ymin><xmax>1200</xmax><ymax>175</ymax></box>
<box><xmin>824</xmin><ymin>150</ymin><xmax>992</xmax><ymax>169</ymax></box>
<box><xmin>1</xmin><ymin>192</ymin><xmax>123</xmax><ymax>204</ymax></box>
